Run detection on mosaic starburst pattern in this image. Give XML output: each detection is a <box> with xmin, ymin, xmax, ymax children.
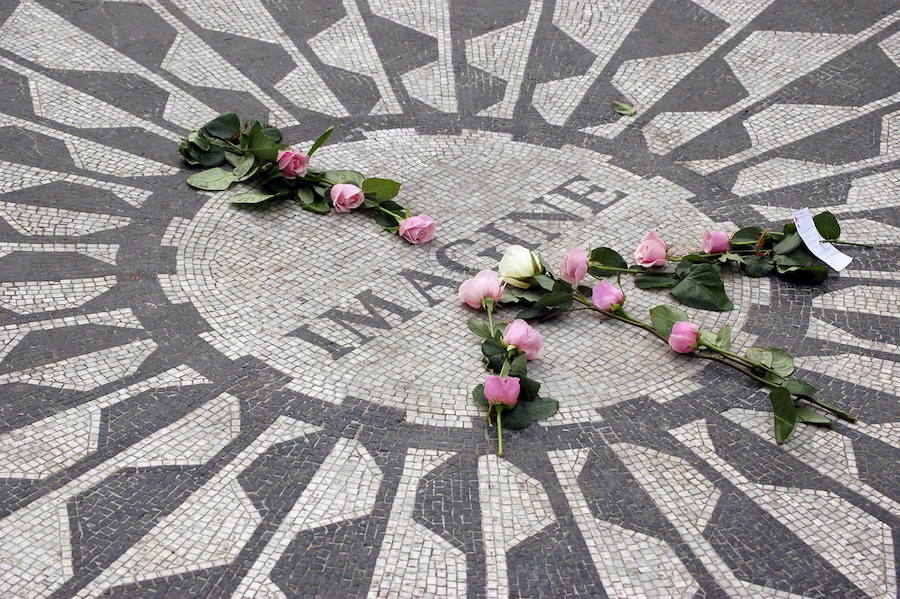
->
<box><xmin>0</xmin><ymin>1</ymin><xmax>897</xmax><ymax>597</ymax></box>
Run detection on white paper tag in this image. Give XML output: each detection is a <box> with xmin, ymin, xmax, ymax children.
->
<box><xmin>792</xmin><ymin>208</ymin><xmax>852</xmax><ymax>271</ymax></box>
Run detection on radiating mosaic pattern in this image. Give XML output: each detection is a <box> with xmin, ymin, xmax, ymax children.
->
<box><xmin>0</xmin><ymin>0</ymin><xmax>896</xmax><ymax>597</ymax></box>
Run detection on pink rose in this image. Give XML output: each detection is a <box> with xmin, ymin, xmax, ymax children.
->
<box><xmin>634</xmin><ymin>230</ymin><xmax>668</xmax><ymax>267</ymax></box>
<box><xmin>276</xmin><ymin>149</ymin><xmax>309</xmax><ymax>179</ymax></box>
<box><xmin>330</xmin><ymin>184</ymin><xmax>364</xmax><ymax>213</ymax></box>
<box><xmin>399</xmin><ymin>214</ymin><xmax>436</xmax><ymax>244</ymax></box>
<box><xmin>669</xmin><ymin>321</ymin><xmax>700</xmax><ymax>353</ymax></box>
<box><xmin>483</xmin><ymin>375</ymin><xmax>520</xmax><ymax>407</ymax></box>
<box><xmin>702</xmin><ymin>230</ymin><xmax>730</xmax><ymax>254</ymax></box>
<box><xmin>502</xmin><ymin>319</ymin><xmax>543</xmax><ymax>360</ymax></box>
<box><xmin>591</xmin><ymin>281</ymin><xmax>625</xmax><ymax>311</ymax></box>
<box><xmin>560</xmin><ymin>248</ymin><xmax>588</xmax><ymax>285</ymax></box>
<box><xmin>458</xmin><ymin>270</ymin><xmax>505</xmax><ymax>310</ymax></box>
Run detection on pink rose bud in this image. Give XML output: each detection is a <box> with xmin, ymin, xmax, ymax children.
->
<box><xmin>502</xmin><ymin>319</ymin><xmax>543</xmax><ymax>360</ymax></box>
<box><xmin>560</xmin><ymin>248</ymin><xmax>589</xmax><ymax>285</ymax></box>
<box><xmin>634</xmin><ymin>229</ymin><xmax>668</xmax><ymax>267</ymax></box>
<box><xmin>330</xmin><ymin>183</ymin><xmax>364</xmax><ymax>213</ymax></box>
<box><xmin>458</xmin><ymin>270</ymin><xmax>505</xmax><ymax>310</ymax></box>
<box><xmin>399</xmin><ymin>214</ymin><xmax>436</xmax><ymax>244</ymax></box>
<box><xmin>591</xmin><ymin>281</ymin><xmax>625</xmax><ymax>311</ymax></box>
<box><xmin>668</xmin><ymin>321</ymin><xmax>700</xmax><ymax>353</ymax></box>
<box><xmin>483</xmin><ymin>374</ymin><xmax>520</xmax><ymax>407</ymax></box>
<box><xmin>702</xmin><ymin>230</ymin><xmax>730</xmax><ymax>254</ymax></box>
<box><xmin>276</xmin><ymin>148</ymin><xmax>309</xmax><ymax>179</ymax></box>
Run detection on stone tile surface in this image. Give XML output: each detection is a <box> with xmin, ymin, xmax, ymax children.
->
<box><xmin>0</xmin><ymin>1</ymin><xmax>896</xmax><ymax>597</ymax></box>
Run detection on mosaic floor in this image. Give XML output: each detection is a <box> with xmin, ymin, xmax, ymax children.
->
<box><xmin>0</xmin><ymin>0</ymin><xmax>897</xmax><ymax>597</ymax></box>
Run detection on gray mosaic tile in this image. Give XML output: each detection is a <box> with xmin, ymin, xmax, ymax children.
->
<box><xmin>0</xmin><ymin>1</ymin><xmax>896</xmax><ymax>596</ymax></box>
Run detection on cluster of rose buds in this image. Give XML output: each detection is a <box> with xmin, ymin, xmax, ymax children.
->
<box><xmin>273</xmin><ymin>148</ymin><xmax>436</xmax><ymax>245</ymax></box>
<box><xmin>458</xmin><ymin>229</ymin><xmax>856</xmax><ymax>452</ymax></box>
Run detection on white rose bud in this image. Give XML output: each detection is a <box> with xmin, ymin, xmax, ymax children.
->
<box><xmin>498</xmin><ymin>245</ymin><xmax>542</xmax><ymax>288</ymax></box>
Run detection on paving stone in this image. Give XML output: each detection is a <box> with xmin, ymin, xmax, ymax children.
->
<box><xmin>0</xmin><ymin>1</ymin><xmax>896</xmax><ymax>597</ymax></box>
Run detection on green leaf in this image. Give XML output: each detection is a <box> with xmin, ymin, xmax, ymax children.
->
<box><xmin>533</xmin><ymin>274</ymin><xmax>555</xmax><ymax>291</ymax></box>
<box><xmin>532</xmin><ymin>288</ymin><xmax>573</xmax><ymax>310</ymax></box>
<box><xmin>467</xmin><ymin>318</ymin><xmax>491</xmax><ymax>339</ymax></box>
<box><xmin>720</xmin><ymin>252</ymin><xmax>744</xmax><ymax>264</ymax></box>
<box><xmin>649</xmin><ymin>305</ymin><xmax>689</xmax><ymax>340</ymax></box>
<box><xmin>296</xmin><ymin>186</ymin><xmax>316</xmax><ymax>205</ymax></box>
<box><xmin>197</xmin><ymin>146</ymin><xmax>225</xmax><ymax>167</ymax></box>
<box><xmin>731</xmin><ymin>226</ymin><xmax>762</xmax><ymax>246</ymax></box>
<box><xmin>612</xmin><ymin>100</ymin><xmax>636</xmax><ymax>116</ymax></box>
<box><xmin>373</xmin><ymin>211</ymin><xmax>396</xmax><ymax>229</ymax></box>
<box><xmin>517</xmin><ymin>375</ymin><xmax>541</xmax><ymax>402</ymax></box>
<box><xmin>773</xmin><ymin>232</ymin><xmax>803</xmax><ymax>255</ymax></box>
<box><xmin>715</xmin><ymin>324</ymin><xmax>732</xmax><ymax>351</ymax></box>
<box><xmin>508</xmin><ymin>353</ymin><xmax>528</xmax><ymax>377</ymax></box>
<box><xmin>796</xmin><ymin>406</ymin><xmax>831</xmax><ymax>425</ymax></box>
<box><xmin>634</xmin><ymin>273</ymin><xmax>677</xmax><ymax>289</ymax></box>
<box><xmin>747</xmin><ymin>347</ymin><xmax>795</xmax><ymax>377</ymax></box>
<box><xmin>500</xmin><ymin>403</ymin><xmax>533</xmax><ymax>429</ymax></box>
<box><xmin>670</xmin><ymin>263</ymin><xmax>734</xmax><ymax>311</ymax></box>
<box><xmin>204</xmin><ymin>113</ymin><xmax>241</xmax><ymax>139</ymax></box>
<box><xmin>188</xmin><ymin>130</ymin><xmax>210</xmax><ymax>151</ymax></box>
<box><xmin>782</xmin><ymin>378</ymin><xmax>816</xmax><ymax>397</ymax></box>
<box><xmin>769</xmin><ymin>387</ymin><xmax>797</xmax><ymax>444</ymax></box>
<box><xmin>228</xmin><ymin>191</ymin><xmax>276</xmax><ymax>204</ymax></box>
<box><xmin>778</xmin><ymin>264</ymin><xmax>828</xmax><ymax>284</ymax></box>
<box><xmin>260</xmin><ymin>123</ymin><xmax>282</xmax><ymax>143</ymax></box>
<box><xmin>362</xmin><ymin>177</ymin><xmax>401</xmax><ymax>201</ymax></box>
<box><xmin>230</xmin><ymin>154</ymin><xmax>257</xmax><ymax>180</ymax></box>
<box><xmin>481</xmin><ymin>338</ymin><xmax>507</xmax><ymax>372</ymax></box>
<box><xmin>179</xmin><ymin>141</ymin><xmax>200</xmax><ymax>165</ymax></box>
<box><xmin>244</xmin><ymin>122</ymin><xmax>280</xmax><ymax>162</ymax></box>
<box><xmin>324</xmin><ymin>170</ymin><xmax>365</xmax><ymax>186</ymax></box>
<box><xmin>742</xmin><ymin>255</ymin><xmax>774</xmax><ymax>277</ymax></box>
<box><xmin>774</xmin><ymin>249</ymin><xmax>813</xmax><ymax>273</ymax></box>
<box><xmin>472</xmin><ymin>384</ymin><xmax>488</xmax><ymax>408</ymax></box>
<box><xmin>307</xmin><ymin>126</ymin><xmax>333</xmax><ymax>156</ymax></box>
<box><xmin>187</xmin><ymin>167</ymin><xmax>235</xmax><ymax>191</ymax></box>
<box><xmin>301</xmin><ymin>200</ymin><xmax>331</xmax><ymax>215</ymax></box>
<box><xmin>813</xmin><ymin>211</ymin><xmax>840</xmax><ymax>239</ymax></box>
<box><xmin>588</xmin><ymin>247</ymin><xmax>628</xmax><ymax>277</ymax></box>
<box><xmin>508</xmin><ymin>288</ymin><xmax>543</xmax><ymax>303</ymax></box>
<box><xmin>698</xmin><ymin>330</ymin><xmax>719</xmax><ymax>349</ymax></box>
<box><xmin>522</xmin><ymin>396</ymin><xmax>559</xmax><ymax>421</ymax></box>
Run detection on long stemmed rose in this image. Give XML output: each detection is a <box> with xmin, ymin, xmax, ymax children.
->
<box><xmin>459</xmin><ymin>266</ymin><xmax>558</xmax><ymax>456</ymax></box>
<box><xmin>584</xmin><ymin>213</ymin><xmax>873</xmax><ymax>311</ymax></box>
<box><xmin>502</xmin><ymin>244</ymin><xmax>855</xmax><ymax>444</ymax></box>
<box><xmin>179</xmin><ymin>112</ymin><xmax>436</xmax><ymax>244</ymax></box>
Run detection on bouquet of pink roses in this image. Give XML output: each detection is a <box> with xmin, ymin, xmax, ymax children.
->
<box><xmin>179</xmin><ymin>113</ymin><xmax>435</xmax><ymax>244</ymax></box>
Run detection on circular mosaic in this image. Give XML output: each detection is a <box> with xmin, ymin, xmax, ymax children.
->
<box><xmin>164</xmin><ymin>128</ymin><xmax>768</xmax><ymax>425</ymax></box>
<box><xmin>0</xmin><ymin>0</ymin><xmax>896</xmax><ymax>597</ymax></box>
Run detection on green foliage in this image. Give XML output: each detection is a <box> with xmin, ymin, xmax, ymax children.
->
<box><xmin>670</xmin><ymin>263</ymin><xmax>733</xmax><ymax>311</ymax></box>
<box><xmin>649</xmin><ymin>305</ymin><xmax>689</xmax><ymax>340</ymax></box>
<box><xmin>769</xmin><ymin>387</ymin><xmax>797</xmax><ymax>444</ymax></box>
<box><xmin>612</xmin><ymin>100</ymin><xmax>636</xmax><ymax>116</ymax></box>
<box><xmin>588</xmin><ymin>247</ymin><xmax>628</xmax><ymax>277</ymax></box>
<box><xmin>186</xmin><ymin>167</ymin><xmax>235</xmax><ymax>190</ymax></box>
<box><xmin>362</xmin><ymin>177</ymin><xmax>401</xmax><ymax>201</ymax></box>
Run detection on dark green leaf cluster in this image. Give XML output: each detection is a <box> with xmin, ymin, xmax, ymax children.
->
<box><xmin>179</xmin><ymin>114</ymin><xmax>406</xmax><ymax>232</ymax></box>
<box><xmin>179</xmin><ymin>113</ymin><xmax>281</xmax><ymax>169</ymax></box>
<box><xmin>726</xmin><ymin>212</ymin><xmax>843</xmax><ymax>284</ymax></box>
<box><xmin>590</xmin><ymin>247</ymin><xmax>733</xmax><ymax>311</ymax></box>
<box><xmin>467</xmin><ymin>320</ymin><xmax>559</xmax><ymax>430</ymax></box>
